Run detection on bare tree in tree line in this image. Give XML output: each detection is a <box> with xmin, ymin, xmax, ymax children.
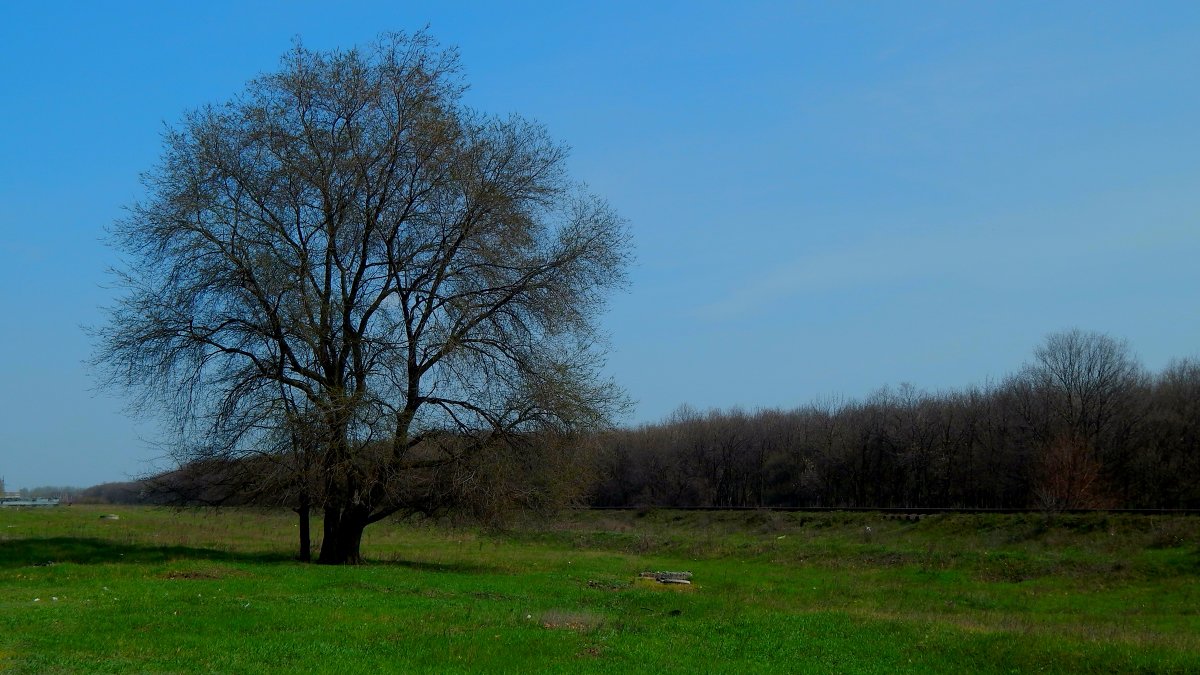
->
<box><xmin>1024</xmin><ymin>328</ymin><xmax>1144</xmax><ymax>448</ymax></box>
<box><xmin>1033</xmin><ymin>435</ymin><xmax>1111</xmax><ymax>511</ymax></box>
<box><xmin>94</xmin><ymin>31</ymin><xmax>631</xmax><ymax>564</ymax></box>
<box><xmin>1021</xmin><ymin>329</ymin><xmax>1146</xmax><ymax>501</ymax></box>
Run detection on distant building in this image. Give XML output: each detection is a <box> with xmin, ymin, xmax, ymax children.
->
<box><xmin>0</xmin><ymin>474</ymin><xmax>56</xmax><ymax>504</ymax></box>
<box><xmin>0</xmin><ymin>496</ymin><xmax>60</xmax><ymax>507</ymax></box>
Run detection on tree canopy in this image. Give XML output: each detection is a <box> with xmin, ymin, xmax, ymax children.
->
<box><xmin>95</xmin><ymin>32</ymin><xmax>631</xmax><ymax>563</ymax></box>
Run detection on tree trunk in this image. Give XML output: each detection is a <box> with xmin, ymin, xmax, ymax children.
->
<box><xmin>317</xmin><ymin>505</ymin><xmax>367</xmax><ymax>565</ymax></box>
<box><xmin>296</xmin><ymin>492</ymin><xmax>311</xmax><ymax>563</ymax></box>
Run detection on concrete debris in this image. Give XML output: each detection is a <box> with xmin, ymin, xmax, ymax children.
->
<box><xmin>638</xmin><ymin>571</ymin><xmax>693</xmax><ymax>584</ymax></box>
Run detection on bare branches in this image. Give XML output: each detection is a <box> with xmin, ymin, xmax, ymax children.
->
<box><xmin>94</xmin><ymin>31</ymin><xmax>630</xmax><ymax>563</ymax></box>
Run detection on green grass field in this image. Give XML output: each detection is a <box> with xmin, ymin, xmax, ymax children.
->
<box><xmin>1</xmin><ymin>506</ymin><xmax>1197</xmax><ymax>673</ymax></box>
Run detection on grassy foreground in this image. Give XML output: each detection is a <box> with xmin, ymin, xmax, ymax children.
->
<box><xmin>1</xmin><ymin>506</ymin><xmax>1197</xmax><ymax>673</ymax></box>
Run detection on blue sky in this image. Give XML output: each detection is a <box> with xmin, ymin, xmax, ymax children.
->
<box><xmin>1</xmin><ymin>1</ymin><xmax>1198</xmax><ymax>489</ymax></box>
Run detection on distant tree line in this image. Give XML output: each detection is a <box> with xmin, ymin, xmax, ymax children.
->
<box><xmin>0</xmin><ymin>483</ymin><xmax>150</xmax><ymax>504</ymax></box>
<box><xmin>10</xmin><ymin>485</ymin><xmax>85</xmax><ymax>500</ymax></box>
<box><xmin>71</xmin><ymin>432</ymin><xmax>599</xmax><ymax>529</ymax></box>
<box><xmin>592</xmin><ymin>330</ymin><xmax>1200</xmax><ymax>511</ymax></box>
<box><xmin>66</xmin><ymin>329</ymin><xmax>1200</xmax><ymax>515</ymax></box>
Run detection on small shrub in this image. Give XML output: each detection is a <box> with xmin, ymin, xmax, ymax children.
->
<box><xmin>1147</xmin><ymin>520</ymin><xmax>1194</xmax><ymax>549</ymax></box>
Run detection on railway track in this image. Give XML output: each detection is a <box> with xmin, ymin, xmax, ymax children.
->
<box><xmin>584</xmin><ymin>506</ymin><xmax>1200</xmax><ymax>515</ymax></box>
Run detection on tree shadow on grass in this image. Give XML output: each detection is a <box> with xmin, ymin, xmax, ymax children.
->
<box><xmin>0</xmin><ymin>537</ymin><xmax>293</xmax><ymax>568</ymax></box>
<box><xmin>378</xmin><ymin>558</ymin><xmax>500</xmax><ymax>575</ymax></box>
<box><xmin>2</xmin><ymin>537</ymin><xmax>502</xmax><ymax>572</ymax></box>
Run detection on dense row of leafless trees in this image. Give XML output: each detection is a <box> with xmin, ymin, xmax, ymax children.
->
<box><xmin>592</xmin><ymin>330</ymin><xmax>1200</xmax><ymax>510</ymax></box>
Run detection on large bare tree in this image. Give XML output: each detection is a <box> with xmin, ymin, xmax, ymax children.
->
<box><xmin>95</xmin><ymin>32</ymin><xmax>630</xmax><ymax>564</ymax></box>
